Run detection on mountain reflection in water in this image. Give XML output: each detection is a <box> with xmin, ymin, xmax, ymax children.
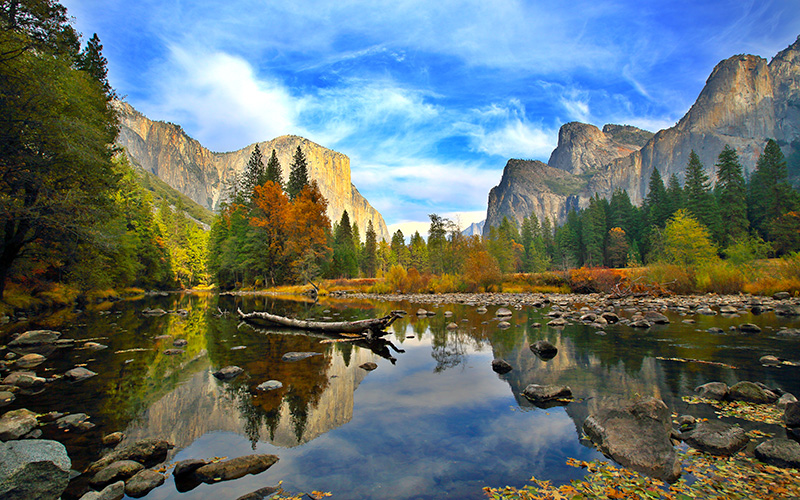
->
<box><xmin>1</xmin><ymin>293</ymin><xmax>798</xmax><ymax>500</ymax></box>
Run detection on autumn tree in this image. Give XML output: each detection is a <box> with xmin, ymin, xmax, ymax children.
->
<box><xmin>662</xmin><ymin>210</ymin><xmax>717</xmax><ymax>267</ymax></box>
<box><xmin>286</xmin><ymin>181</ymin><xmax>331</xmax><ymax>283</ymax></box>
<box><xmin>250</xmin><ymin>181</ymin><xmax>291</xmax><ymax>285</ymax></box>
<box><xmin>606</xmin><ymin>227</ymin><xmax>629</xmax><ymax>268</ymax></box>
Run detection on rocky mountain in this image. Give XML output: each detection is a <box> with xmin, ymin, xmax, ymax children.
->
<box><xmin>486</xmin><ymin>36</ymin><xmax>800</xmax><ymax>229</ymax></box>
<box><xmin>115</xmin><ymin>102</ymin><xmax>390</xmax><ymax>241</ymax></box>
<box><xmin>461</xmin><ymin>220</ymin><xmax>485</xmax><ymax>237</ymax></box>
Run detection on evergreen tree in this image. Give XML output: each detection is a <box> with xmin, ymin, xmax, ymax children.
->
<box><xmin>240</xmin><ymin>144</ymin><xmax>265</xmax><ymax>202</ymax></box>
<box><xmin>409</xmin><ymin>231</ymin><xmax>428</xmax><ymax>271</ymax></box>
<box><xmin>362</xmin><ymin>220</ymin><xmax>378</xmax><ymax>277</ymax></box>
<box><xmin>748</xmin><ymin>139</ymin><xmax>800</xmax><ymax>239</ymax></box>
<box><xmin>286</xmin><ymin>145</ymin><xmax>309</xmax><ymax>200</ymax></box>
<box><xmin>331</xmin><ymin>211</ymin><xmax>358</xmax><ymax>277</ymax></box>
<box><xmin>428</xmin><ymin>214</ymin><xmax>448</xmax><ymax>274</ymax></box>
<box><xmin>684</xmin><ymin>150</ymin><xmax>721</xmax><ymax>242</ymax></box>
<box><xmin>77</xmin><ymin>33</ymin><xmax>113</xmax><ymax>97</ymax></box>
<box><xmin>390</xmin><ymin>230</ymin><xmax>409</xmax><ymax>268</ymax></box>
<box><xmin>665</xmin><ymin>173</ymin><xmax>684</xmax><ymax>217</ymax></box>
<box><xmin>554</xmin><ymin>210</ymin><xmax>581</xmax><ymax>270</ymax></box>
<box><xmin>644</xmin><ymin>167</ymin><xmax>669</xmax><ymax>228</ymax></box>
<box><xmin>581</xmin><ymin>195</ymin><xmax>606</xmax><ymax>266</ymax></box>
<box><xmin>608</xmin><ymin>189</ymin><xmax>635</xmax><ymax>235</ymax></box>
<box><xmin>265</xmin><ymin>149</ymin><xmax>283</xmax><ymax>188</ymax></box>
<box><xmin>714</xmin><ymin>145</ymin><xmax>748</xmax><ymax>246</ymax></box>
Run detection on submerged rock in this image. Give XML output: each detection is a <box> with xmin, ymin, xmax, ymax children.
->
<box><xmin>582</xmin><ymin>397</ymin><xmax>680</xmax><ymax>482</ymax></box>
<box><xmin>738</xmin><ymin>323</ymin><xmax>762</xmax><ymax>333</ymax></box>
<box><xmin>79</xmin><ymin>480</ymin><xmax>124</xmax><ymax>500</ymax></box>
<box><xmin>236</xmin><ymin>485</ymin><xmax>280</xmax><ymax>500</ymax></box>
<box><xmin>193</xmin><ymin>454</ymin><xmax>279</xmax><ymax>483</ymax></box>
<box><xmin>173</xmin><ymin>458</ymin><xmax>210</xmax><ymax>478</ymax></box>
<box><xmin>64</xmin><ymin>367</ymin><xmax>97</xmax><ymax>382</ymax></box>
<box><xmin>89</xmin><ymin>460</ymin><xmax>144</xmax><ymax>488</ymax></box>
<box><xmin>7</xmin><ymin>330</ymin><xmax>60</xmax><ymax>348</ymax></box>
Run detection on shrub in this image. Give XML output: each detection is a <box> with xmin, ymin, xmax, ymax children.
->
<box><xmin>697</xmin><ymin>260</ymin><xmax>745</xmax><ymax>294</ymax></box>
<box><xmin>641</xmin><ymin>263</ymin><xmax>696</xmax><ymax>295</ymax></box>
<box><xmin>385</xmin><ymin>265</ymin><xmax>408</xmax><ymax>293</ymax></box>
<box><xmin>429</xmin><ymin>274</ymin><xmax>463</xmax><ymax>293</ymax></box>
<box><xmin>567</xmin><ymin>267</ymin><xmax>626</xmax><ymax>294</ymax></box>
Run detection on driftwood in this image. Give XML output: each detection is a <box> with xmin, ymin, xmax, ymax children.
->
<box><xmin>237</xmin><ymin>308</ymin><xmax>406</xmax><ymax>338</ymax></box>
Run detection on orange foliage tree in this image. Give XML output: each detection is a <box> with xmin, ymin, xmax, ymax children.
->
<box><xmin>285</xmin><ymin>181</ymin><xmax>332</xmax><ymax>283</ymax></box>
<box><xmin>250</xmin><ymin>181</ymin><xmax>292</xmax><ymax>285</ymax></box>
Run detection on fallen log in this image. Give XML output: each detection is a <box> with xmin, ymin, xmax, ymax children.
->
<box><xmin>237</xmin><ymin>308</ymin><xmax>406</xmax><ymax>338</ymax></box>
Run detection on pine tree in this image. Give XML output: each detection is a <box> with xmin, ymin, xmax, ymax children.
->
<box><xmin>362</xmin><ymin>220</ymin><xmax>377</xmax><ymax>277</ymax></box>
<box><xmin>77</xmin><ymin>33</ymin><xmax>113</xmax><ymax>97</ymax></box>
<box><xmin>331</xmin><ymin>210</ymin><xmax>358</xmax><ymax>277</ymax></box>
<box><xmin>748</xmin><ymin>139</ymin><xmax>800</xmax><ymax>238</ymax></box>
<box><xmin>714</xmin><ymin>145</ymin><xmax>748</xmax><ymax>246</ymax></box>
<box><xmin>665</xmin><ymin>173</ymin><xmax>684</xmax><ymax>217</ymax></box>
<box><xmin>240</xmin><ymin>144</ymin><xmax>265</xmax><ymax>202</ymax></box>
<box><xmin>684</xmin><ymin>150</ymin><xmax>721</xmax><ymax>242</ymax></box>
<box><xmin>287</xmin><ymin>145</ymin><xmax>309</xmax><ymax>200</ymax></box>
<box><xmin>581</xmin><ymin>195</ymin><xmax>606</xmax><ymax>266</ymax></box>
<box><xmin>265</xmin><ymin>149</ymin><xmax>283</xmax><ymax>188</ymax></box>
<box><xmin>644</xmin><ymin>167</ymin><xmax>669</xmax><ymax>228</ymax></box>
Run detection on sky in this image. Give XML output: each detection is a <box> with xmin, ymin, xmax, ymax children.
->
<box><xmin>62</xmin><ymin>0</ymin><xmax>799</xmax><ymax>237</ymax></box>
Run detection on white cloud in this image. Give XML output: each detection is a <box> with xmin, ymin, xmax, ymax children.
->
<box><xmin>142</xmin><ymin>45</ymin><xmax>300</xmax><ymax>151</ymax></box>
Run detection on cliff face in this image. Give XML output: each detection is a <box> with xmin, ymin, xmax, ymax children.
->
<box><xmin>486</xmin><ymin>36</ymin><xmax>800</xmax><ymax>228</ymax></box>
<box><xmin>115</xmin><ymin>103</ymin><xmax>390</xmax><ymax>241</ymax></box>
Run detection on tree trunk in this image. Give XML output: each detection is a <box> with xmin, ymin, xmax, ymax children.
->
<box><xmin>238</xmin><ymin>308</ymin><xmax>405</xmax><ymax>338</ymax></box>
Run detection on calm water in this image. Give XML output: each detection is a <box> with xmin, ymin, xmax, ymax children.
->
<box><xmin>2</xmin><ymin>293</ymin><xmax>800</xmax><ymax>499</ymax></box>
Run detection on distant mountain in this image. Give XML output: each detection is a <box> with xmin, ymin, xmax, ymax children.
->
<box><xmin>462</xmin><ymin>220</ymin><xmax>485</xmax><ymax>237</ymax></box>
<box><xmin>486</xmin><ymin>36</ymin><xmax>800</xmax><ymax>229</ymax></box>
<box><xmin>114</xmin><ymin>102</ymin><xmax>390</xmax><ymax>241</ymax></box>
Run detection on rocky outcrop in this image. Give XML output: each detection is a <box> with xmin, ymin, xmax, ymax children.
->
<box><xmin>486</xmin><ymin>36</ymin><xmax>800</xmax><ymax>229</ymax></box>
<box><xmin>115</xmin><ymin>102</ymin><xmax>390</xmax><ymax>241</ymax></box>
<box><xmin>0</xmin><ymin>440</ymin><xmax>71</xmax><ymax>500</ymax></box>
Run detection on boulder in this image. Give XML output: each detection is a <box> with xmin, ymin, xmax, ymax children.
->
<box><xmin>530</xmin><ymin>340</ymin><xmax>558</xmax><ymax>360</ymax></box>
<box><xmin>14</xmin><ymin>353</ymin><xmax>46</xmax><ymax>368</ymax></box>
<box><xmin>547</xmin><ymin>318</ymin><xmax>567</xmax><ymax>327</ymax></box>
<box><xmin>124</xmin><ymin>469</ymin><xmax>165</xmax><ymax>498</ymax></box>
<box><xmin>696</xmin><ymin>307</ymin><xmax>717</xmax><ymax>315</ymax></box>
<box><xmin>87</xmin><ymin>439</ymin><xmax>174</xmax><ymax>474</ymax></box>
<box><xmin>582</xmin><ymin>397</ymin><xmax>680</xmax><ymax>482</ymax></box>
<box><xmin>193</xmin><ymin>454</ymin><xmax>279</xmax><ymax>483</ymax></box>
<box><xmin>89</xmin><ymin>460</ymin><xmax>144</xmax><ymax>488</ymax></box>
<box><xmin>784</xmin><ymin>401</ymin><xmax>800</xmax><ymax>428</ymax></box>
<box><xmin>497</xmin><ymin>321</ymin><xmax>511</xmax><ymax>329</ymax></box>
<box><xmin>7</xmin><ymin>330</ymin><xmax>60</xmax><ymax>348</ymax></box>
<box><xmin>236</xmin><ymin>485</ymin><xmax>280</xmax><ymax>500</ymax></box>
<box><xmin>446</xmin><ymin>322</ymin><xmax>458</xmax><ymax>330</ymax></box>
<box><xmin>213</xmin><ymin>366</ymin><xmax>244</xmax><ymax>380</ymax></box>
<box><xmin>695</xmin><ymin>382</ymin><xmax>728</xmax><ymax>401</ymax></box>
<box><xmin>0</xmin><ymin>439</ymin><xmax>71</xmax><ymax>500</ymax></box>
<box><xmin>101</xmin><ymin>432</ymin><xmax>125</xmax><ymax>447</ymax></box>
<box><xmin>754</xmin><ymin>438</ymin><xmax>800</xmax><ymax>468</ymax></box>
<box><xmin>773</xmin><ymin>291</ymin><xmax>791</xmax><ymax>300</ymax></box>
<box><xmin>3</xmin><ymin>371</ymin><xmax>46</xmax><ymax>390</ymax></box>
<box><xmin>256</xmin><ymin>380</ymin><xmax>283</xmax><ymax>391</ymax></box>
<box><xmin>0</xmin><ymin>391</ymin><xmax>15</xmax><ymax>407</ymax></box>
<box><xmin>683</xmin><ymin>421</ymin><xmax>748</xmax><ymax>455</ymax></box>
<box><xmin>79</xmin><ymin>480</ymin><xmax>124</xmax><ymax>500</ymax></box>
<box><xmin>172</xmin><ymin>339</ymin><xmax>188</xmax><ymax>347</ymax></box>
<box><xmin>495</xmin><ymin>308</ymin><xmax>513</xmax><ymax>317</ymax></box>
<box><xmin>775</xmin><ymin>304</ymin><xmax>800</xmax><ymax>316</ymax></box>
<box><xmin>56</xmin><ymin>413</ymin><xmax>94</xmax><ymax>431</ymax></box>
<box><xmin>491</xmin><ymin>359</ymin><xmax>513</xmax><ymax>374</ymax></box>
<box><xmin>644</xmin><ymin>311</ymin><xmax>669</xmax><ymax>324</ymax></box>
<box><xmin>522</xmin><ymin>384</ymin><xmax>572</xmax><ymax>404</ymax></box>
<box><xmin>359</xmin><ymin>362</ymin><xmax>378</xmax><ymax>371</ymax></box>
<box><xmin>629</xmin><ymin>319</ymin><xmax>652</xmax><ymax>328</ymax></box>
<box><xmin>173</xmin><ymin>458</ymin><xmax>209</xmax><ymax>478</ymax></box>
<box><xmin>416</xmin><ymin>308</ymin><xmax>428</xmax><ymax>316</ymax></box>
<box><xmin>777</xmin><ymin>393</ymin><xmax>798</xmax><ymax>409</ymax></box>
<box><xmin>0</xmin><ymin>408</ymin><xmax>38</xmax><ymax>440</ymax></box>
<box><xmin>601</xmin><ymin>312</ymin><xmax>619</xmax><ymax>323</ymax></box>
<box><xmin>707</xmin><ymin>327</ymin><xmax>724</xmax><ymax>334</ymax></box>
<box><xmin>778</xmin><ymin>328</ymin><xmax>800</xmax><ymax>337</ymax></box>
<box><xmin>64</xmin><ymin>367</ymin><xmax>97</xmax><ymax>382</ymax></box>
<box><xmin>729</xmin><ymin>381</ymin><xmax>778</xmax><ymax>404</ymax></box>
<box><xmin>759</xmin><ymin>355</ymin><xmax>781</xmax><ymax>366</ymax></box>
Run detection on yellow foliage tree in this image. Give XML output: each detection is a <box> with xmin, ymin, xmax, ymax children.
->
<box><xmin>662</xmin><ymin>209</ymin><xmax>718</xmax><ymax>267</ymax></box>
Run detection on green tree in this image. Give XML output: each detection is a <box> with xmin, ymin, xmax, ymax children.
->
<box><xmin>581</xmin><ymin>195</ymin><xmax>606</xmax><ymax>266</ymax></box>
<box><xmin>408</xmin><ymin>231</ymin><xmax>428</xmax><ymax>272</ymax></box>
<box><xmin>644</xmin><ymin>167</ymin><xmax>669</xmax><ymax>228</ymax></box>
<box><xmin>427</xmin><ymin>214</ymin><xmax>449</xmax><ymax>274</ymax></box>
<box><xmin>265</xmin><ymin>148</ymin><xmax>283</xmax><ymax>188</ymax></box>
<box><xmin>390</xmin><ymin>230</ymin><xmax>409</xmax><ymax>268</ymax></box>
<box><xmin>554</xmin><ymin>210</ymin><xmax>580</xmax><ymax>270</ymax></box>
<box><xmin>362</xmin><ymin>220</ymin><xmax>377</xmax><ymax>277</ymax></box>
<box><xmin>662</xmin><ymin>210</ymin><xmax>717</xmax><ymax>267</ymax></box>
<box><xmin>0</xmin><ymin>6</ymin><xmax>119</xmax><ymax>298</ymax></box>
<box><xmin>286</xmin><ymin>145</ymin><xmax>309</xmax><ymax>200</ymax></box>
<box><xmin>665</xmin><ymin>173</ymin><xmax>684</xmax><ymax>218</ymax></box>
<box><xmin>747</xmin><ymin>139</ymin><xmax>800</xmax><ymax>240</ymax></box>
<box><xmin>714</xmin><ymin>145</ymin><xmax>748</xmax><ymax>246</ymax></box>
<box><xmin>684</xmin><ymin>150</ymin><xmax>721</xmax><ymax>242</ymax></box>
<box><xmin>330</xmin><ymin>210</ymin><xmax>358</xmax><ymax>278</ymax></box>
<box><xmin>240</xmin><ymin>144</ymin><xmax>265</xmax><ymax>202</ymax></box>
<box><xmin>76</xmin><ymin>32</ymin><xmax>112</xmax><ymax>97</ymax></box>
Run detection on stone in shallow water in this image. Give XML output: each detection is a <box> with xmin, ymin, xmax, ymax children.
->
<box><xmin>213</xmin><ymin>366</ymin><xmax>244</xmax><ymax>380</ymax></box>
<box><xmin>683</xmin><ymin>420</ymin><xmax>749</xmax><ymax>456</ymax></box>
<box><xmin>89</xmin><ymin>460</ymin><xmax>144</xmax><ymax>487</ymax></box>
<box><xmin>87</xmin><ymin>439</ymin><xmax>174</xmax><ymax>474</ymax></box>
<box><xmin>256</xmin><ymin>380</ymin><xmax>283</xmax><ymax>391</ymax></box>
<box><xmin>0</xmin><ymin>408</ymin><xmax>38</xmax><ymax>440</ymax></box>
<box><xmin>124</xmin><ymin>469</ymin><xmax>165</xmax><ymax>498</ymax></box>
<box><xmin>0</xmin><ymin>439</ymin><xmax>71</xmax><ymax>500</ymax></box>
<box><xmin>530</xmin><ymin>340</ymin><xmax>558</xmax><ymax>360</ymax></box>
<box><xmin>359</xmin><ymin>362</ymin><xmax>378</xmax><ymax>371</ymax></box>
<box><xmin>754</xmin><ymin>438</ymin><xmax>800</xmax><ymax>468</ymax></box>
<box><xmin>193</xmin><ymin>454</ymin><xmax>279</xmax><ymax>483</ymax></box>
<box><xmin>281</xmin><ymin>352</ymin><xmax>322</xmax><ymax>362</ymax></box>
<box><xmin>7</xmin><ymin>330</ymin><xmax>60</xmax><ymax>348</ymax></box>
<box><xmin>728</xmin><ymin>381</ymin><xmax>778</xmax><ymax>404</ymax></box>
<box><xmin>491</xmin><ymin>359</ymin><xmax>512</xmax><ymax>374</ymax></box>
<box><xmin>522</xmin><ymin>384</ymin><xmax>572</xmax><ymax>404</ymax></box>
<box><xmin>64</xmin><ymin>367</ymin><xmax>97</xmax><ymax>382</ymax></box>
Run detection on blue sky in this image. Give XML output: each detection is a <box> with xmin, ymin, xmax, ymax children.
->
<box><xmin>62</xmin><ymin>0</ymin><xmax>799</xmax><ymax>236</ymax></box>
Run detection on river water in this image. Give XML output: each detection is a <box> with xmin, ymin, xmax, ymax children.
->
<box><xmin>2</xmin><ymin>293</ymin><xmax>799</xmax><ymax>499</ymax></box>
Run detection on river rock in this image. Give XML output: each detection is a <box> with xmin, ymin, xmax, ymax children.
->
<box><xmin>416</xmin><ymin>308</ymin><xmax>428</xmax><ymax>316</ymax></box>
<box><xmin>124</xmin><ymin>469</ymin><xmax>165</xmax><ymax>498</ymax></box>
<box><xmin>644</xmin><ymin>311</ymin><xmax>669</xmax><ymax>324</ymax></box>
<box><xmin>89</xmin><ymin>460</ymin><xmax>144</xmax><ymax>487</ymax></box>
<box><xmin>79</xmin><ymin>480</ymin><xmax>125</xmax><ymax>500</ymax></box>
<box><xmin>172</xmin><ymin>339</ymin><xmax>188</xmax><ymax>347</ymax></box>
<box><xmin>777</xmin><ymin>393</ymin><xmax>798</xmax><ymax>409</ymax></box>
<box><xmin>683</xmin><ymin>421</ymin><xmax>749</xmax><ymax>455</ymax></box>
<box><xmin>236</xmin><ymin>485</ymin><xmax>280</xmax><ymax>500</ymax></box>
<box><xmin>0</xmin><ymin>391</ymin><xmax>14</xmax><ymax>407</ymax></box>
<box><xmin>56</xmin><ymin>413</ymin><xmax>94</xmax><ymax>431</ymax></box>
<box><xmin>775</xmin><ymin>304</ymin><xmax>800</xmax><ymax>316</ymax></box>
<box><xmin>759</xmin><ymin>355</ymin><xmax>781</xmax><ymax>366</ymax></box>
<box><xmin>719</xmin><ymin>305</ymin><xmax>738</xmax><ymax>314</ymax></box>
<box><xmin>773</xmin><ymin>291</ymin><xmax>791</xmax><ymax>300</ymax></box>
<box><xmin>695</xmin><ymin>381</ymin><xmax>728</xmax><ymax>400</ymax></box>
<box><xmin>754</xmin><ymin>438</ymin><xmax>800</xmax><ymax>468</ymax></box>
<box><xmin>101</xmin><ymin>431</ymin><xmax>125</xmax><ymax>447</ymax></box>
<box><xmin>446</xmin><ymin>322</ymin><xmax>459</xmax><ymax>330</ymax></box>
<box><xmin>582</xmin><ymin>397</ymin><xmax>680</xmax><ymax>482</ymax></box>
<box><xmin>173</xmin><ymin>459</ymin><xmax>210</xmax><ymax>478</ymax></box>
<box><xmin>497</xmin><ymin>321</ymin><xmax>511</xmax><ymax>329</ymax></box>
<box><xmin>547</xmin><ymin>318</ymin><xmax>567</xmax><ymax>327</ymax></box>
<box><xmin>0</xmin><ymin>408</ymin><xmax>38</xmax><ymax>440</ymax></box>
<box><xmin>601</xmin><ymin>312</ymin><xmax>619</xmax><ymax>323</ymax></box>
<box><xmin>213</xmin><ymin>366</ymin><xmax>244</xmax><ymax>380</ymax></box>
<box><xmin>3</xmin><ymin>371</ymin><xmax>46</xmax><ymax>390</ymax></box>
<box><xmin>476</xmin><ymin>306</ymin><xmax>487</xmax><ymax>314</ymax></box>
<box><xmin>777</xmin><ymin>328</ymin><xmax>800</xmax><ymax>337</ymax></box>
<box><xmin>7</xmin><ymin>330</ymin><xmax>60</xmax><ymax>348</ymax></box>
<box><xmin>87</xmin><ymin>439</ymin><xmax>174</xmax><ymax>474</ymax></box>
<box><xmin>530</xmin><ymin>340</ymin><xmax>558</xmax><ymax>360</ymax></box>
<box><xmin>65</xmin><ymin>367</ymin><xmax>98</xmax><ymax>382</ymax></box>
<box><xmin>0</xmin><ymin>439</ymin><xmax>71</xmax><ymax>500</ymax></box>
<box><xmin>729</xmin><ymin>381</ymin><xmax>778</xmax><ymax>404</ymax></box>
<box><xmin>707</xmin><ymin>327</ymin><xmax>724</xmax><ymax>334</ymax></box>
<box><xmin>14</xmin><ymin>353</ymin><xmax>46</xmax><ymax>368</ymax></box>
<box><xmin>359</xmin><ymin>362</ymin><xmax>378</xmax><ymax>371</ymax></box>
<box><xmin>193</xmin><ymin>454</ymin><xmax>279</xmax><ymax>483</ymax></box>
<box><xmin>495</xmin><ymin>308</ymin><xmax>513</xmax><ymax>317</ymax></box>
<box><xmin>281</xmin><ymin>352</ymin><xmax>322</xmax><ymax>362</ymax></box>
<box><xmin>256</xmin><ymin>380</ymin><xmax>283</xmax><ymax>391</ymax></box>
<box><xmin>696</xmin><ymin>307</ymin><xmax>717</xmax><ymax>315</ymax></box>
<box><xmin>141</xmin><ymin>308</ymin><xmax>167</xmax><ymax>316</ymax></box>
<box><xmin>784</xmin><ymin>401</ymin><xmax>800</xmax><ymax>427</ymax></box>
<box><xmin>738</xmin><ymin>323</ymin><xmax>762</xmax><ymax>333</ymax></box>
<box><xmin>522</xmin><ymin>384</ymin><xmax>572</xmax><ymax>404</ymax></box>
<box><xmin>629</xmin><ymin>319</ymin><xmax>652</xmax><ymax>328</ymax></box>
<box><xmin>162</xmin><ymin>348</ymin><xmax>183</xmax><ymax>355</ymax></box>
<box><xmin>491</xmin><ymin>359</ymin><xmax>513</xmax><ymax>374</ymax></box>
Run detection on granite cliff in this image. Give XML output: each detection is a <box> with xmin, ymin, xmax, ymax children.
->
<box><xmin>115</xmin><ymin>102</ymin><xmax>390</xmax><ymax>241</ymax></box>
<box><xmin>486</xmin><ymin>36</ymin><xmax>800</xmax><ymax>229</ymax></box>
